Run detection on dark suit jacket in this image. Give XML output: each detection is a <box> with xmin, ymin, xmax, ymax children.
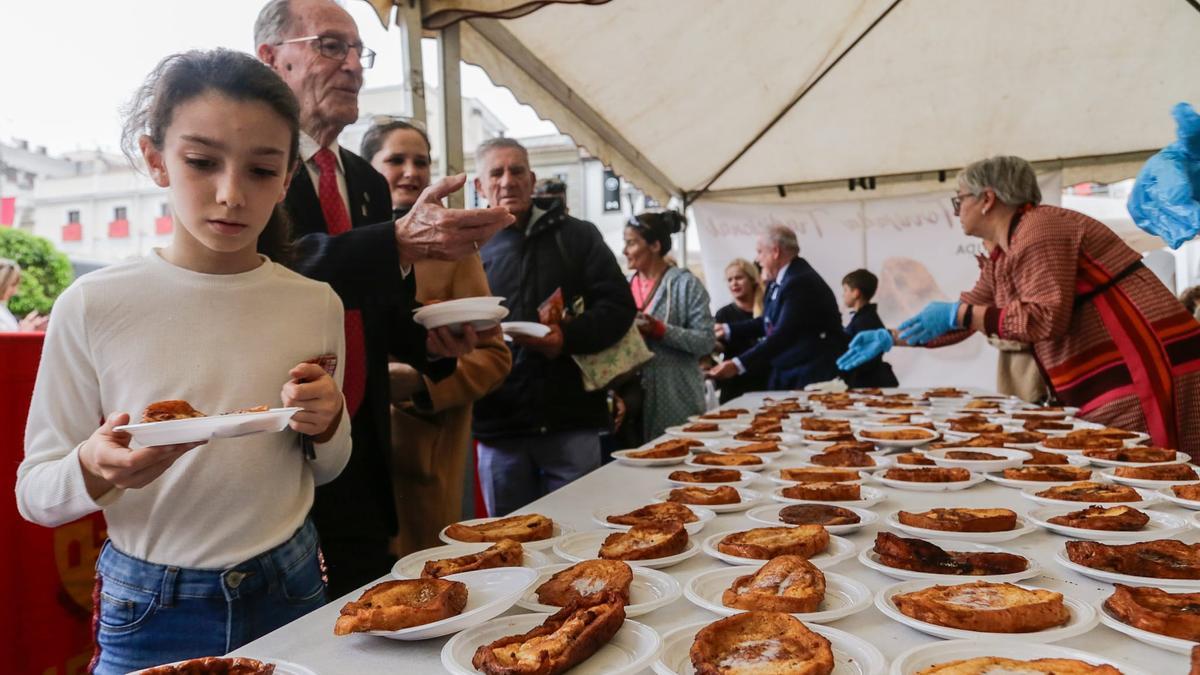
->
<box><xmin>285</xmin><ymin>147</ymin><xmax>453</xmax><ymax>540</ymax></box>
<box><xmin>840</xmin><ymin>303</ymin><xmax>898</xmax><ymax>388</ymax></box>
<box><xmin>727</xmin><ymin>257</ymin><xmax>845</xmax><ymax>390</ymax></box>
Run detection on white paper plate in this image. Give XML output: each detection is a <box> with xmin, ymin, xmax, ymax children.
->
<box><xmin>770</xmin><ymin>484</ymin><xmax>886</xmax><ymax>508</ymax></box>
<box><xmin>611</xmin><ymin>448</ymin><xmax>689</xmax><ymax>467</ymax></box>
<box><xmin>414</xmin><ymin>306</ymin><xmax>508</xmax><ymax>332</ymax></box>
<box><xmin>883</xmin><ymin>511</ymin><xmax>1035</xmax><ymax>543</ymax></box>
<box><xmin>499</xmin><ymin>321</ymin><xmax>549</xmax><ymax>338</ymax></box>
<box><xmin>652</xmin><ymin>487</ymin><xmax>763</xmax><ymax>513</ymax></box>
<box><xmin>875</xmin><ymin>579</ymin><xmax>1097</xmax><ymax>643</ymax></box>
<box><xmin>652</xmin><ymin>620</ymin><xmax>886</xmax><ymax>675</ymax></box>
<box><xmin>857</xmin><ymin>539</ymin><xmax>1042</xmax><ymax>583</ymax></box>
<box><xmin>701</xmin><ymin>530</ymin><xmax>856</xmax><ymax>568</ymax></box>
<box><xmin>1157</xmin><ymin>485</ymin><xmax>1200</xmax><ymax>509</ymax></box>
<box><xmin>684</xmin><ymin>566</ymin><xmax>872</xmax><ymax>623</ymax></box>
<box><xmin>665</xmin><ymin>470</ymin><xmax>758</xmax><ymax>489</ymax></box>
<box><xmin>767</xmin><ymin>468</ymin><xmax>865</xmax><ymax>486</ymax></box>
<box><xmin>1019</xmin><ymin>484</ymin><xmax>1160</xmax><ymax>508</ymax></box>
<box><xmin>115</xmin><ymin>407</ymin><xmax>301</xmax><ymax>447</ymax></box>
<box><xmin>413</xmin><ymin>296</ymin><xmax>504</xmax><ymax>314</ymax></box>
<box><xmin>552</xmin><ymin>529</ymin><xmax>701</xmax><ymax>569</ymax></box>
<box><xmin>983</xmin><ymin>469</ymin><xmax>1098</xmax><ymax>489</ymax></box>
<box><xmin>1099</xmin><ymin>466</ymin><xmax>1200</xmax><ymax>488</ymax></box>
<box><xmin>684</xmin><ymin>453</ymin><xmax>769</xmax><ymax>471</ymax></box>
<box><xmin>1027</xmin><ymin>506</ymin><xmax>1187</xmax><ymax>542</ymax></box>
<box><xmin>1097</xmin><ymin>598</ymin><xmax>1198</xmax><ymax>655</ymax></box>
<box><xmin>1054</xmin><ymin>547</ymin><xmax>1200</xmax><ymax>589</ymax></box>
<box><xmin>870</xmin><ymin>470</ymin><xmax>985</xmax><ymax>492</ymax></box>
<box><xmin>392</xmin><ymin>542</ymin><xmax>552</xmax><ymax>579</ymax></box>
<box><xmin>516</xmin><ymin>563</ymin><xmax>682</xmax><ymax>617</ymax></box>
<box><xmin>746</xmin><ymin>503</ymin><xmax>878</xmax><ymax>534</ymax></box>
<box><xmin>889</xmin><ymin>639</ymin><xmax>1147</xmax><ymax>675</ymax></box>
<box><xmin>854</xmin><ymin>426</ymin><xmax>940</xmax><ymax>448</ymax></box>
<box><xmin>442</xmin><ymin>613</ymin><xmax>661</xmax><ymax>675</ymax></box>
<box><xmin>664</xmin><ymin>425</ymin><xmax>728</xmax><ymax>439</ymax></box>
<box><xmin>923</xmin><ymin>447</ymin><xmax>1031</xmax><ymax>473</ymax></box>
<box><xmin>134</xmin><ymin>660</ymin><xmax>315</xmax><ymax>675</ymax></box>
<box><xmin>592</xmin><ymin>504</ymin><xmax>715</xmax><ymax>535</ymax></box>
<box><xmin>1083</xmin><ymin>450</ymin><xmax>1190</xmax><ymax>468</ymax></box>
<box><xmin>366</xmin><ymin>567</ymin><xmax>537</xmax><ymax>640</ymax></box>
<box><xmin>438</xmin><ymin>517</ymin><xmax>571</xmax><ymax>550</ymax></box>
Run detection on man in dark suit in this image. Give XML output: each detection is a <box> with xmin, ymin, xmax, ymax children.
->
<box><xmin>709</xmin><ymin>225</ymin><xmax>845</xmax><ymax>390</ymax></box>
<box><xmin>255</xmin><ymin>0</ymin><xmax>512</xmax><ymax>598</ymax></box>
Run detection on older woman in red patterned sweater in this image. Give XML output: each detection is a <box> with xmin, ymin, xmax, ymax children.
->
<box><xmin>839</xmin><ymin>155</ymin><xmax>1200</xmax><ymax>456</ymax></box>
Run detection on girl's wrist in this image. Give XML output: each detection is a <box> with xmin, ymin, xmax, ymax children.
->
<box><xmin>77</xmin><ymin>443</ymin><xmax>114</xmax><ymax>500</ymax></box>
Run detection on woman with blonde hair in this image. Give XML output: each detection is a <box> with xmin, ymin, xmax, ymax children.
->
<box><xmin>714</xmin><ymin>258</ymin><xmax>768</xmax><ymax>402</ymax></box>
<box><xmin>0</xmin><ymin>258</ymin><xmax>48</xmax><ymax>332</ymax></box>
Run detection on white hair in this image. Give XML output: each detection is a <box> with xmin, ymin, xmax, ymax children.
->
<box><xmin>254</xmin><ymin>0</ymin><xmax>296</xmax><ymax>47</ymax></box>
<box><xmin>957</xmin><ymin>155</ymin><xmax>1042</xmax><ymax>206</ymax></box>
<box><xmin>763</xmin><ymin>225</ymin><xmax>799</xmax><ymax>255</ymax></box>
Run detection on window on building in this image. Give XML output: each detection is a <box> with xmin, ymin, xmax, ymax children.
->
<box><xmin>67</xmin><ymin>209</ymin><xmax>80</xmax><ymax>224</ymax></box>
<box><xmin>113</xmin><ymin>206</ymin><xmax>127</xmax><ymax>221</ymax></box>
<box><xmin>160</xmin><ymin>203</ymin><xmax>169</xmax><ymax>217</ymax></box>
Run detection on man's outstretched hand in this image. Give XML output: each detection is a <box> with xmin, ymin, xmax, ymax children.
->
<box><xmin>395</xmin><ymin>174</ymin><xmax>515</xmax><ymax>268</ymax></box>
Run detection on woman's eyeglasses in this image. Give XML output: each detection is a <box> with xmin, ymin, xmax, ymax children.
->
<box><xmin>950</xmin><ymin>192</ymin><xmax>974</xmax><ymax>215</ymax></box>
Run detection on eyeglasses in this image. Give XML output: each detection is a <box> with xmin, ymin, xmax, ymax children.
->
<box><xmin>277</xmin><ymin>35</ymin><xmax>376</xmax><ymax>69</ymax></box>
<box><xmin>950</xmin><ymin>192</ymin><xmax>974</xmax><ymax>215</ymax></box>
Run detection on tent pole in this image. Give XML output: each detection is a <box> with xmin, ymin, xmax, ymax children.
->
<box><xmin>397</xmin><ymin>0</ymin><xmax>427</xmax><ymax>124</ymax></box>
<box><xmin>437</xmin><ymin>22</ymin><xmax>465</xmax><ymax>207</ymax></box>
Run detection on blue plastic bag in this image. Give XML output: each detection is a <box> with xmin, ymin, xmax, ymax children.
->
<box><xmin>1127</xmin><ymin>102</ymin><xmax>1200</xmax><ymax>249</ymax></box>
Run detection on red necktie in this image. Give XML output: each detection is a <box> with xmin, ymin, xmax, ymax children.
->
<box><xmin>312</xmin><ymin>147</ymin><xmax>366</xmax><ymax>417</ymax></box>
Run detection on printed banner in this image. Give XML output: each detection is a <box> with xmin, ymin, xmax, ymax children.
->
<box><xmin>693</xmin><ymin>174</ymin><xmax>1062</xmax><ymax>388</ymax></box>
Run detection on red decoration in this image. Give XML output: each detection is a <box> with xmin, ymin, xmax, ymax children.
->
<box><xmin>154</xmin><ymin>216</ymin><xmax>173</xmax><ymax>235</ymax></box>
<box><xmin>62</xmin><ymin>222</ymin><xmax>82</xmax><ymax>242</ymax></box>
<box><xmin>107</xmin><ymin>219</ymin><xmax>129</xmax><ymax>239</ymax></box>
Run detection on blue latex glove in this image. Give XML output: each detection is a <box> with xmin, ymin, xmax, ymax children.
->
<box><xmin>898</xmin><ymin>301</ymin><xmax>960</xmax><ymax>345</ymax></box>
<box><xmin>1128</xmin><ymin>103</ymin><xmax>1200</xmax><ymax>249</ymax></box>
<box><xmin>836</xmin><ymin>329</ymin><xmax>894</xmax><ymax>371</ymax></box>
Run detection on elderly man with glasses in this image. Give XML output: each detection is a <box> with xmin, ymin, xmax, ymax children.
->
<box><xmin>254</xmin><ymin>0</ymin><xmax>513</xmax><ymax>598</ymax></box>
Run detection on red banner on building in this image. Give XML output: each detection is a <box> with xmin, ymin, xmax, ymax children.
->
<box><xmin>0</xmin><ymin>197</ymin><xmax>15</xmax><ymax>226</ymax></box>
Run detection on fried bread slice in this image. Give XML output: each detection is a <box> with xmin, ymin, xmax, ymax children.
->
<box><xmin>700</xmin><ymin>409</ymin><xmax>750</xmax><ymax>420</ymax></box>
<box><xmin>1172</xmin><ymin>483</ymin><xmax>1200</xmax><ymax>501</ymax></box>
<box><xmin>779</xmin><ymin>467</ymin><xmax>861</xmax><ymax>484</ymax></box>
<box><xmin>683</xmin><ymin>422</ymin><xmax>721</xmax><ymax>433</ymax></box>
<box><xmin>138</xmin><ymin>658</ymin><xmax>275</xmax><ymax>675</ymax></box>
<box><xmin>422</xmin><ymin>539</ymin><xmax>524</xmax><ymax>578</ymax></box>
<box><xmin>333</xmin><ymin>578</ymin><xmax>467</xmax><ymax>635</ymax></box>
<box><xmin>141</xmin><ymin>399</ymin><xmax>206</xmax><ymax>422</ymax></box>
<box><xmin>472</xmin><ymin>594</ymin><xmax>625</xmax><ymax>675</ymax></box>
<box><xmin>944</xmin><ymin>450</ymin><xmax>1004</xmax><ymax>461</ymax></box>
<box><xmin>734</xmin><ymin>431</ymin><xmax>781</xmax><ymax>443</ymax></box>
<box><xmin>898</xmin><ymin>508</ymin><xmax>1017</xmax><ymax>533</ymax></box>
<box><xmin>916</xmin><ymin>656</ymin><xmax>1122</xmax><ymax>674</ymax></box>
<box><xmin>690</xmin><ymin>611</ymin><xmax>834</xmax><ymax>675</ymax></box>
<box><xmin>1047</xmin><ymin>505</ymin><xmax>1149</xmax><ymax>531</ymax></box>
<box><xmin>728</xmin><ymin>441</ymin><xmax>782</xmax><ymax>455</ymax></box>
<box><xmin>1023</xmin><ymin>449</ymin><xmax>1070</xmax><ymax>465</ymax></box>
<box><xmin>803</xmin><ymin>431</ymin><xmax>856</xmax><ymax>443</ymax></box>
<box><xmin>800</xmin><ymin>418</ymin><xmax>851</xmax><ymax>432</ymax></box>
<box><xmin>883</xmin><ymin>467</ymin><xmax>971</xmax><ymax>482</ymax></box>
<box><xmin>535</xmin><ymin>560</ymin><xmax>633</xmax><ymax>607</ymax></box>
<box><xmin>1104</xmin><ymin>583</ymin><xmax>1200</xmax><ymax>641</ymax></box>
<box><xmin>949</xmin><ymin>420</ymin><xmax>1004</xmax><ymax>434</ymax></box>
<box><xmin>780</xmin><ymin>482</ymin><xmax>860</xmax><ymax>501</ymax></box>
<box><xmin>1114</xmin><ymin>463</ymin><xmax>1198</xmax><ymax>481</ymax></box>
<box><xmin>1042</xmin><ymin>435</ymin><xmax>1123</xmax><ymax>450</ymax></box>
<box><xmin>599</xmin><ymin>522</ymin><xmax>688</xmax><ymax>561</ymax></box>
<box><xmin>444</xmin><ymin>514</ymin><xmax>554</xmax><ymax>544</ymax></box>
<box><xmin>717</xmin><ymin>525</ymin><xmax>829</xmax><ymax>560</ymax></box>
<box><xmin>1002</xmin><ymin>466</ymin><xmax>1091</xmax><ymax>482</ymax></box>
<box><xmin>1024</xmin><ymin>418</ymin><xmax>1075</xmax><ymax>431</ymax></box>
<box><xmin>1082</xmin><ymin>446</ymin><xmax>1177</xmax><ymax>463</ymax></box>
<box><xmin>722</xmin><ymin>555</ymin><xmax>826</xmax><ymax>612</ymax></box>
<box><xmin>1036</xmin><ymin>481</ymin><xmax>1141</xmax><ymax>503</ymax></box>
<box><xmin>896</xmin><ymin>452</ymin><xmax>936</xmax><ymax>466</ymax></box>
<box><xmin>862</xmin><ymin>428</ymin><xmax>936</xmax><ymax>441</ymax></box>
<box><xmin>627</xmin><ymin>439</ymin><xmax>699</xmax><ymax>459</ymax></box>
<box><xmin>668</xmin><ymin>485</ymin><xmax>741</xmax><ymax>505</ymax></box>
<box><xmin>779</xmin><ymin>504</ymin><xmax>860</xmax><ymax>526</ymax></box>
<box><xmin>873</xmin><ymin>532</ymin><xmax>1029</xmax><ymax>576</ymax></box>
<box><xmin>809</xmin><ymin>448</ymin><xmax>876</xmax><ymax>468</ymax></box>
<box><xmin>669</xmin><ymin>468</ymin><xmax>744</xmax><ymax>483</ymax></box>
<box><xmin>606</xmin><ymin>502</ymin><xmax>698</xmax><ymax>527</ymax></box>
<box><xmin>1066</xmin><ymin>539</ymin><xmax>1200</xmax><ymax>579</ymax></box>
<box><xmin>693</xmin><ymin>452</ymin><xmax>764</xmax><ymax>467</ymax></box>
<box><xmin>892</xmin><ymin>581</ymin><xmax>1070</xmax><ymax>633</ymax></box>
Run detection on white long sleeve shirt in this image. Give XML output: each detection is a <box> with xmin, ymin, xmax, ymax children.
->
<box><xmin>16</xmin><ymin>250</ymin><xmax>352</xmax><ymax>568</ymax></box>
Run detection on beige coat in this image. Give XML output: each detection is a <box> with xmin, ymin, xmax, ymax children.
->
<box><xmin>390</xmin><ymin>255</ymin><xmax>511</xmax><ymax>555</ymax></box>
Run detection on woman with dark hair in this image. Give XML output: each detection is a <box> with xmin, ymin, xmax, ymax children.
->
<box><xmin>362</xmin><ymin>119</ymin><xmax>511</xmax><ymax>554</ymax></box>
<box><xmin>623</xmin><ymin>211</ymin><xmax>715</xmax><ymax>442</ymax></box>
<box><xmin>840</xmin><ymin>155</ymin><xmax>1200</xmax><ymax>456</ymax></box>
<box><xmin>16</xmin><ymin>49</ymin><xmax>350</xmax><ymax>672</ymax></box>
<box><xmin>714</xmin><ymin>258</ymin><xmax>769</xmax><ymax>402</ymax></box>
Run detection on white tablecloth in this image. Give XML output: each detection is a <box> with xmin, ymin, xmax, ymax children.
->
<box><xmin>231</xmin><ymin>392</ymin><xmax>1190</xmax><ymax>673</ymax></box>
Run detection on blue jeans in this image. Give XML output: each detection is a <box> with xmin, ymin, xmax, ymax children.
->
<box><xmin>476</xmin><ymin>429</ymin><xmax>602</xmax><ymax>516</ymax></box>
<box><xmin>92</xmin><ymin>519</ymin><xmax>326</xmax><ymax>675</ymax></box>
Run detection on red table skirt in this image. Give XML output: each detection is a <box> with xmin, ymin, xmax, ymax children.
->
<box><xmin>3</xmin><ymin>332</ymin><xmax>105</xmax><ymax>674</ymax></box>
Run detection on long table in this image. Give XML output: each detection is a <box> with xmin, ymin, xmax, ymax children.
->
<box><xmin>232</xmin><ymin>392</ymin><xmax>1190</xmax><ymax>673</ymax></box>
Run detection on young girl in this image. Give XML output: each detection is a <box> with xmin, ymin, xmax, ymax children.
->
<box><xmin>15</xmin><ymin>49</ymin><xmax>351</xmax><ymax>673</ymax></box>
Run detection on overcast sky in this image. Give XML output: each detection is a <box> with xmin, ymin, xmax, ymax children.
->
<box><xmin>0</xmin><ymin>0</ymin><xmax>557</xmax><ymax>154</ymax></box>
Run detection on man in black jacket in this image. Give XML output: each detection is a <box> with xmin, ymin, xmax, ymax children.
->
<box><xmin>839</xmin><ymin>269</ymin><xmax>899</xmax><ymax>388</ymax></box>
<box><xmin>255</xmin><ymin>0</ymin><xmax>512</xmax><ymax>597</ymax></box>
<box><xmin>473</xmin><ymin>138</ymin><xmax>636</xmax><ymax>516</ymax></box>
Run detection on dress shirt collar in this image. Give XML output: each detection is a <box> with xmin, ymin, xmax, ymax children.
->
<box><xmin>300</xmin><ymin>132</ymin><xmax>345</xmax><ymax>174</ymax></box>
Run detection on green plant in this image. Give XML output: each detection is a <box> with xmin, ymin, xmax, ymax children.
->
<box><xmin>0</xmin><ymin>228</ymin><xmax>73</xmax><ymax>316</ymax></box>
